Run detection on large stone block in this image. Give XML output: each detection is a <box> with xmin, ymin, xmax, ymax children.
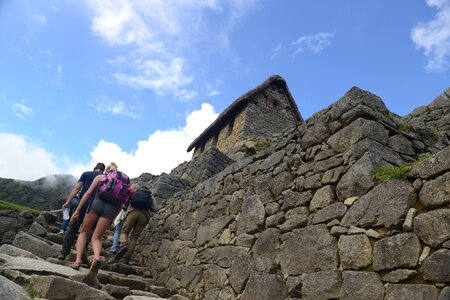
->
<box><xmin>327</xmin><ymin>118</ymin><xmax>389</xmax><ymax>153</ymax></box>
<box><xmin>241</xmin><ymin>271</ymin><xmax>287</xmax><ymax>300</ymax></box>
<box><xmin>384</xmin><ymin>284</ymin><xmax>439</xmax><ymax>300</ymax></box>
<box><xmin>419</xmin><ymin>172</ymin><xmax>450</xmax><ymax>208</ymax></box>
<box><xmin>29</xmin><ymin>275</ymin><xmax>113</xmax><ymax>300</ymax></box>
<box><xmin>407</xmin><ymin>146</ymin><xmax>450</xmax><ymax>179</ymax></box>
<box><xmin>373</xmin><ymin>233</ymin><xmax>421</xmax><ymax>272</ymax></box>
<box><xmin>340</xmin><ymin>271</ymin><xmax>384</xmax><ymax>300</ymax></box>
<box><xmin>252</xmin><ymin>228</ymin><xmax>280</xmax><ymax>272</ymax></box>
<box><xmin>338</xmin><ymin>234</ymin><xmax>372</xmax><ymax>270</ymax></box>
<box><xmin>414</xmin><ymin>209</ymin><xmax>450</xmax><ymax>248</ymax></box>
<box><xmin>341</xmin><ymin>179</ymin><xmax>416</xmax><ymax>229</ymax></box>
<box><xmin>229</xmin><ymin>255</ymin><xmax>255</xmax><ymax>293</ymax></box>
<box><xmin>421</xmin><ymin>249</ymin><xmax>450</xmax><ymax>282</ymax></box>
<box><xmin>278</xmin><ymin>224</ymin><xmax>338</xmax><ymax>276</ymax></box>
<box><xmin>0</xmin><ymin>274</ymin><xmax>32</xmax><ymax>300</ymax></box>
<box><xmin>302</xmin><ymin>270</ymin><xmax>342</xmax><ymax>300</ymax></box>
<box><xmin>12</xmin><ymin>231</ymin><xmax>59</xmax><ymax>259</ymax></box>
<box><xmin>195</xmin><ymin>216</ymin><xmax>232</xmax><ymax>247</ymax></box>
<box><xmin>236</xmin><ymin>195</ymin><xmax>265</xmax><ymax>235</ymax></box>
<box><xmin>336</xmin><ymin>152</ymin><xmax>386</xmax><ymax>200</ymax></box>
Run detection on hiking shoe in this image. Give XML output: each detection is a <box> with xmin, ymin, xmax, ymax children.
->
<box><xmin>86</xmin><ymin>258</ymin><xmax>100</xmax><ymax>280</ymax></box>
<box><xmin>114</xmin><ymin>245</ymin><xmax>128</xmax><ymax>261</ymax></box>
<box><xmin>57</xmin><ymin>253</ymin><xmax>66</xmax><ymax>261</ymax></box>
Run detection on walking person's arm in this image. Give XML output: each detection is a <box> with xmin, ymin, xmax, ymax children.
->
<box><xmin>70</xmin><ymin>175</ymin><xmax>104</xmax><ymax>223</ymax></box>
<box><xmin>62</xmin><ymin>182</ymin><xmax>82</xmax><ymax>212</ymax></box>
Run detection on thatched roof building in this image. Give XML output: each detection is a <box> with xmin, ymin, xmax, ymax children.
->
<box><xmin>187</xmin><ymin>75</ymin><xmax>303</xmax><ymax>158</ymax></box>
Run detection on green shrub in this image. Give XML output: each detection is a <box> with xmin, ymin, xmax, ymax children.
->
<box><xmin>372</xmin><ymin>164</ymin><xmax>411</xmax><ymax>181</ymax></box>
<box><xmin>0</xmin><ymin>200</ymin><xmax>41</xmax><ymax>215</ymax></box>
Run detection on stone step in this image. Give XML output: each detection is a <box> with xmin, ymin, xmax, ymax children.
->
<box><xmin>0</xmin><ymin>218</ymin><xmax>185</xmax><ymax>300</ymax></box>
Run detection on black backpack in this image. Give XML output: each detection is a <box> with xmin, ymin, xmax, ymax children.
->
<box><xmin>130</xmin><ymin>187</ymin><xmax>153</xmax><ymax>211</ymax></box>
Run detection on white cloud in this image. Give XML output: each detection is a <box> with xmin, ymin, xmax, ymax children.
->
<box><xmin>0</xmin><ymin>133</ymin><xmax>59</xmax><ymax>180</ymax></box>
<box><xmin>292</xmin><ymin>32</ymin><xmax>334</xmax><ymax>56</ymax></box>
<box><xmin>12</xmin><ymin>102</ymin><xmax>33</xmax><ymax>119</ymax></box>
<box><xmin>68</xmin><ymin>102</ymin><xmax>219</xmax><ymax>178</ymax></box>
<box><xmin>113</xmin><ymin>56</ymin><xmax>197</xmax><ymax>101</ymax></box>
<box><xmin>39</xmin><ymin>49</ymin><xmax>52</xmax><ymax>55</ymax></box>
<box><xmin>89</xmin><ymin>95</ymin><xmax>141</xmax><ymax>119</ymax></box>
<box><xmin>31</xmin><ymin>14</ymin><xmax>47</xmax><ymax>26</ymax></box>
<box><xmin>50</xmin><ymin>2</ymin><xmax>61</xmax><ymax>13</ymax></box>
<box><xmin>411</xmin><ymin>0</ymin><xmax>450</xmax><ymax>72</ymax></box>
<box><xmin>57</xmin><ymin>65</ymin><xmax>62</xmax><ymax>75</ymax></box>
<box><xmin>84</xmin><ymin>0</ymin><xmax>259</xmax><ymax>100</ymax></box>
<box><xmin>271</xmin><ymin>42</ymin><xmax>282</xmax><ymax>60</ymax></box>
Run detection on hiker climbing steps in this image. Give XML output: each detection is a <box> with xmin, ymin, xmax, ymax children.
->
<box><xmin>0</xmin><ymin>209</ymin><xmax>184</xmax><ymax>300</ymax></box>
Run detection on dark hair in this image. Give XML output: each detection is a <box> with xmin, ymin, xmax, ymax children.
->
<box><xmin>94</xmin><ymin>163</ymin><xmax>105</xmax><ymax>172</ymax></box>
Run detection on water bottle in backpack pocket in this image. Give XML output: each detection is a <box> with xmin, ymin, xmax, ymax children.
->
<box><xmin>98</xmin><ymin>171</ymin><xmax>131</xmax><ymax>206</ymax></box>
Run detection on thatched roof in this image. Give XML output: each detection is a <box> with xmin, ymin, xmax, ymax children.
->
<box><xmin>187</xmin><ymin>75</ymin><xmax>302</xmax><ymax>152</ymax></box>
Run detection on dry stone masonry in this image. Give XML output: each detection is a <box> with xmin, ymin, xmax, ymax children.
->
<box><xmin>132</xmin><ymin>85</ymin><xmax>450</xmax><ymax>299</ymax></box>
<box><xmin>1</xmin><ymin>79</ymin><xmax>450</xmax><ymax>299</ymax></box>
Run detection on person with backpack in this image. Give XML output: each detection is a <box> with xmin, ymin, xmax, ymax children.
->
<box><xmin>114</xmin><ymin>186</ymin><xmax>158</xmax><ymax>264</ymax></box>
<box><xmin>70</xmin><ymin>162</ymin><xmax>132</xmax><ymax>279</ymax></box>
<box><xmin>57</xmin><ymin>162</ymin><xmax>105</xmax><ymax>261</ymax></box>
<box><xmin>109</xmin><ymin>183</ymin><xmax>138</xmax><ymax>255</ymax></box>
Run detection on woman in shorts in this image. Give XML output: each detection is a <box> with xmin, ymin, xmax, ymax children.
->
<box><xmin>70</xmin><ymin>162</ymin><xmax>126</xmax><ymax>277</ymax></box>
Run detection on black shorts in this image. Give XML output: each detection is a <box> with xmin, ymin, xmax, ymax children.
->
<box><xmin>88</xmin><ymin>194</ymin><xmax>119</xmax><ymax>221</ymax></box>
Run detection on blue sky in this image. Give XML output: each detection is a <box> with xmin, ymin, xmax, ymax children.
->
<box><xmin>0</xmin><ymin>0</ymin><xmax>449</xmax><ymax>181</ymax></box>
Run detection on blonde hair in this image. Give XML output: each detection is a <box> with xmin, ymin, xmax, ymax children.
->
<box><xmin>105</xmin><ymin>162</ymin><xmax>118</xmax><ymax>174</ymax></box>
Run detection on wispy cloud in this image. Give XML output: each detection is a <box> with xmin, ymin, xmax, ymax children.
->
<box><xmin>12</xmin><ymin>102</ymin><xmax>33</xmax><ymax>119</ymax></box>
<box><xmin>411</xmin><ymin>0</ymin><xmax>450</xmax><ymax>72</ymax></box>
<box><xmin>50</xmin><ymin>2</ymin><xmax>60</xmax><ymax>13</ymax></box>
<box><xmin>31</xmin><ymin>13</ymin><xmax>47</xmax><ymax>26</ymax></box>
<box><xmin>89</xmin><ymin>96</ymin><xmax>141</xmax><ymax>119</ymax></box>
<box><xmin>39</xmin><ymin>49</ymin><xmax>52</xmax><ymax>55</ymax></box>
<box><xmin>292</xmin><ymin>32</ymin><xmax>334</xmax><ymax>56</ymax></box>
<box><xmin>271</xmin><ymin>42</ymin><xmax>282</xmax><ymax>60</ymax></box>
<box><xmin>84</xmin><ymin>1</ymin><xmax>259</xmax><ymax>101</ymax></box>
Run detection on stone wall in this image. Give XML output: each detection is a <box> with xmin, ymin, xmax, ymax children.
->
<box><xmin>171</xmin><ymin>148</ymin><xmax>234</xmax><ymax>185</ymax></box>
<box><xmin>133</xmin><ymin>86</ymin><xmax>450</xmax><ymax>299</ymax></box>
<box><xmin>215</xmin><ymin>110</ymin><xmax>246</xmax><ymax>157</ymax></box>
<box><xmin>240</xmin><ymin>87</ymin><xmax>298</xmax><ymax>139</ymax></box>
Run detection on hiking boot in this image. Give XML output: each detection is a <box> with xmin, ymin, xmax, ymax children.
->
<box><xmin>57</xmin><ymin>253</ymin><xmax>66</xmax><ymax>261</ymax></box>
<box><xmin>114</xmin><ymin>245</ymin><xmax>128</xmax><ymax>261</ymax></box>
<box><xmin>119</xmin><ymin>256</ymin><xmax>130</xmax><ymax>265</ymax></box>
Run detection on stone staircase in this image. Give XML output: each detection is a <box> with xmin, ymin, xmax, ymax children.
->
<box><xmin>0</xmin><ymin>211</ymin><xmax>185</xmax><ymax>300</ymax></box>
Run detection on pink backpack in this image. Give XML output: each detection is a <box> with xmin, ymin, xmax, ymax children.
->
<box><xmin>97</xmin><ymin>171</ymin><xmax>131</xmax><ymax>205</ymax></box>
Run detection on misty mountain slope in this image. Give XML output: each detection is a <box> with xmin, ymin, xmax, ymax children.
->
<box><xmin>0</xmin><ymin>174</ymin><xmax>77</xmax><ymax>210</ymax></box>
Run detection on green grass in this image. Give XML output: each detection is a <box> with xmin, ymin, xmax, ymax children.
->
<box><xmin>27</xmin><ymin>288</ymin><xmax>42</xmax><ymax>299</ymax></box>
<box><xmin>372</xmin><ymin>164</ymin><xmax>411</xmax><ymax>181</ymax></box>
<box><xmin>0</xmin><ymin>200</ymin><xmax>41</xmax><ymax>215</ymax></box>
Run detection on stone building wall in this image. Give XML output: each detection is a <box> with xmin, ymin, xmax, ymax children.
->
<box><xmin>133</xmin><ymin>86</ymin><xmax>450</xmax><ymax>300</ymax></box>
<box><xmin>191</xmin><ymin>79</ymin><xmax>299</xmax><ymax>159</ymax></box>
<box><xmin>239</xmin><ymin>87</ymin><xmax>298</xmax><ymax>139</ymax></box>
<box><xmin>215</xmin><ymin>109</ymin><xmax>246</xmax><ymax>156</ymax></box>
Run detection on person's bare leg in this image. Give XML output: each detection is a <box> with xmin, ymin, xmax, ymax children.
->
<box><xmin>74</xmin><ymin>213</ymin><xmax>98</xmax><ymax>266</ymax></box>
<box><xmin>90</xmin><ymin>217</ymin><xmax>112</xmax><ymax>260</ymax></box>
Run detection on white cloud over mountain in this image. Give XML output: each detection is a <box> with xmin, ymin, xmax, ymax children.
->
<box><xmin>0</xmin><ymin>103</ymin><xmax>218</xmax><ymax>181</ymax></box>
